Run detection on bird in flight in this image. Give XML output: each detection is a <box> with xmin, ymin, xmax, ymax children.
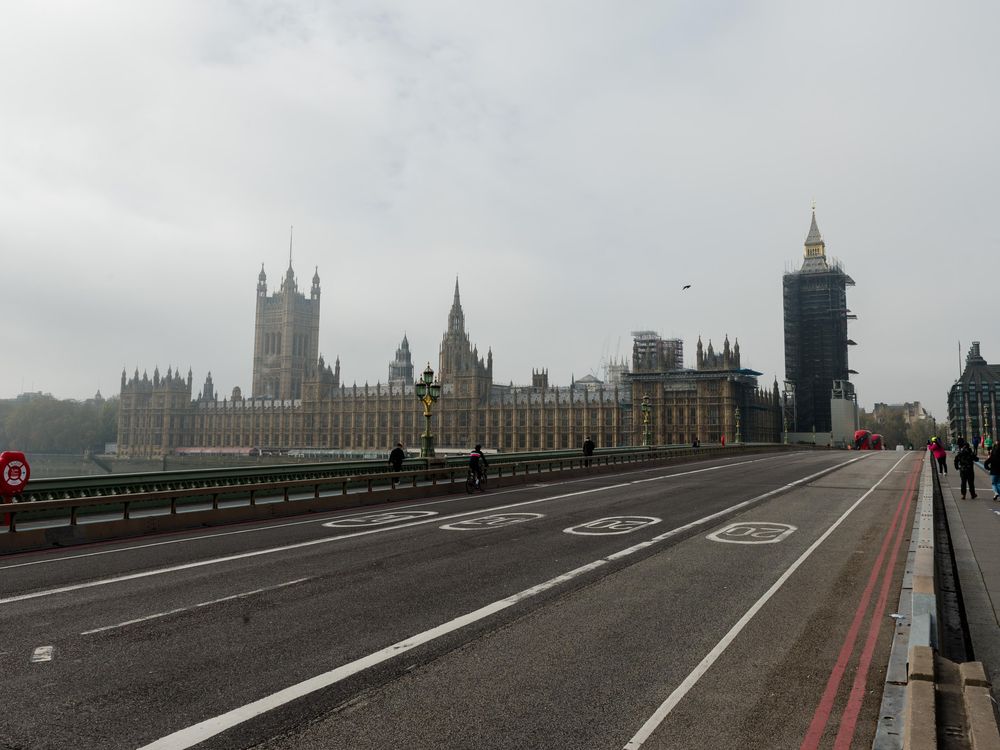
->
<box><xmin>682</xmin><ymin>284</ymin><xmax>691</xmax><ymax>290</ymax></box>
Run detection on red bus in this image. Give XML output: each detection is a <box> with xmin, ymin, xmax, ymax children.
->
<box><xmin>870</xmin><ymin>434</ymin><xmax>884</xmax><ymax>450</ymax></box>
<box><xmin>853</xmin><ymin>430</ymin><xmax>872</xmax><ymax>450</ymax></box>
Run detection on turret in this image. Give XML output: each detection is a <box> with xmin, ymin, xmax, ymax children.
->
<box><xmin>311</xmin><ymin>266</ymin><xmax>320</xmax><ymax>301</ymax></box>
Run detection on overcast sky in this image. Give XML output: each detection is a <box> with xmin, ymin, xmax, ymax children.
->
<box><xmin>2</xmin><ymin>1</ymin><xmax>996</xmax><ymax>420</ymax></box>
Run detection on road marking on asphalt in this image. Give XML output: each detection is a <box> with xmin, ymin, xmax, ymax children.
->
<box><xmin>322</xmin><ymin>511</ymin><xmax>438</xmax><ymax>528</ymax></box>
<box><xmin>440</xmin><ymin>513</ymin><xmax>544</xmax><ymax>531</ymax></box>
<box><xmin>136</xmin><ymin>455</ymin><xmax>869</xmax><ymax>750</ymax></box>
<box><xmin>79</xmin><ymin>577</ymin><xmax>311</xmax><ymax>635</ymax></box>
<box><xmin>1</xmin><ymin>455</ymin><xmax>802</xmax><ymax>605</ymax></box>
<box><xmin>0</xmin><ymin>453</ymin><xmax>801</xmax><ymax>571</ymax></box>
<box><xmin>706</xmin><ymin>522</ymin><xmax>797</xmax><ymax>544</ymax></box>
<box><xmin>564</xmin><ymin>517</ymin><xmax>662</xmax><ymax>535</ymax></box>
<box><xmin>30</xmin><ymin>646</ymin><xmax>54</xmax><ymax>663</ymax></box>
<box><xmin>621</xmin><ymin>452</ymin><xmax>909</xmax><ymax>750</ymax></box>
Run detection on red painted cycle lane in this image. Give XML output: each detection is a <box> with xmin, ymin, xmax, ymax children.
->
<box><xmin>799</xmin><ymin>458</ymin><xmax>920</xmax><ymax>750</ymax></box>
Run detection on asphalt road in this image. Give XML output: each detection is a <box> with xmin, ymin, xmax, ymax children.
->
<box><xmin>0</xmin><ymin>449</ymin><xmax>919</xmax><ymax>750</ymax></box>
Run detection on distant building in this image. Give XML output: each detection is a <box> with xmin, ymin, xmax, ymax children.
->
<box><xmin>117</xmin><ymin>261</ymin><xmax>782</xmax><ymax>457</ymax></box>
<box><xmin>948</xmin><ymin>342</ymin><xmax>1000</xmax><ymax>442</ymax></box>
<box><xmin>251</xmin><ymin>257</ymin><xmax>321</xmax><ymax>401</ymax></box>
<box><xmin>873</xmin><ymin>401</ymin><xmax>930</xmax><ymax>425</ymax></box>
<box><xmin>388</xmin><ymin>335</ymin><xmax>414</xmax><ymax>386</ymax></box>
<box><xmin>783</xmin><ymin>208</ymin><xmax>856</xmax><ymax>433</ymax></box>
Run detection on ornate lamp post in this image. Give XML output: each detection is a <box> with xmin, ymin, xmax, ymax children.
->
<box><xmin>782</xmin><ymin>413</ymin><xmax>789</xmax><ymax>445</ymax></box>
<box><xmin>414</xmin><ymin>363</ymin><xmax>441</xmax><ymax>458</ymax></box>
<box><xmin>984</xmin><ymin>403</ymin><xmax>991</xmax><ymax>443</ymax></box>
<box><xmin>734</xmin><ymin>406</ymin><xmax>742</xmax><ymax>445</ymax></box>
<box><xmin>641</xmin><ymin>395</ymin><xmax>652</xmax><ymax>447</ymax></box>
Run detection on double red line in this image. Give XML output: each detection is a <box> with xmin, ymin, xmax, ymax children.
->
<box><xmin>800</xmin><ymin>458</ymin><xmax>922</xmax><ymax>750</ymax></box>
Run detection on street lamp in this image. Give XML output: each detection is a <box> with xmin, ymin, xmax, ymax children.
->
<box><xmin>735</xmin><ymin>406</ymin><xmax>742</xmax><ymax>445</ymax></box>
<box><xmin>782</xmin><ymin>413</ymin><xmax>789</xmax><ymax>445</ymax></box>
<box><xmin>414</xmin><ymin>363</ymin><xmax>442</xmax><ymax>458</ymax></box>
<box><xmin>641</xmin><ymin>395</ymin><xmax>652</xmax><ymax>447</ymax></box>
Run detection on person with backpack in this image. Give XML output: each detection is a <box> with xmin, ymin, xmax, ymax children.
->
<box><xmin>954</xmin><ymin>437</ymin><xmax>978</xmax><ymax>499</ymax></box>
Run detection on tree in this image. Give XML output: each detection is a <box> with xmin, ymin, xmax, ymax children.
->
<box><xmin>0</xmin><ymin>395</ymin><xmax>119</xmax><ymax>453</ymax></box>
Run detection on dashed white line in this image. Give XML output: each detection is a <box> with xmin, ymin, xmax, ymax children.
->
<box><xmin>80</xmin><ymin>578</ymin><xmax>312</xmax><ymax>635</ymax></box>
<box><xmin>30</xmin><ymin>645</ymin><xmax>54</xmax><ymax>663</ymax></box>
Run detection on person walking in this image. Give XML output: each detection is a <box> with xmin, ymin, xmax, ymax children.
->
<box><xmin>984</xmin><ymin>442</ymin><xmax>1000</xmax><ymax>501</ymax></box>
<box><xmin>388</xmin><ymin>442</ymin><xmax>405</xmax><ymax>487</ymax></box>
<box><xmin>582</xmin><ymin>436</ymin><xmax>595</xmax><ymax>467</ymax></box>
<box><xmin>954</xmin><ymin>437</ymin><xmax>978</xmax><ymax>499</ymax></box>
<box><xmin>929</xmin><ymin>437</ymin><xmax>948</xmax><ymax>475</ymax></box>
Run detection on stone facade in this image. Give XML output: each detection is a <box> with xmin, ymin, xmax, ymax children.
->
<box><xmin>948</xmin><ymin>342</ymin><xmax>1000</xmax><ymax>443</ymax></box>
<box><xmin>117</xmin><ymin>265</ymin><xmax>782</xmax><ymax>458</ymax></box>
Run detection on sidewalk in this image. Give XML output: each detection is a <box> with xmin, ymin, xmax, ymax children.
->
<box><xmin>938</xmin><ymin>457</ymin><xmax>1000</xmax><ymax>705</ymax></box>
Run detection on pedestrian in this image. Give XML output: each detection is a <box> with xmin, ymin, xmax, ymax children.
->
<box><xmin>388</xmin><ymin>442</ymin><xmax>405</xmax><ymax>486</ymax></box>
<box><xmin>929</xmin><ymin>437</ymin><xmax>948</xmax><ymax>475</ymax></box>
<box><xmin>973</xmin><ymin>434</ymin><xmax>981</xmax><ymax>457</ymax></box>
<box><xmin>582</xmin><ymin>436</ymin><xmax>595</xmax><ymax>467</ymax></box>
<box><xmin>985</xmin><ymin>435</ymin><xmax>994</xmax><ymax>454</ymax></box>
<box><xmin>954</xmin><ymin>437</ymin><xmax>978</xmax><ymax>499</ymax></box>
<box><xmin>469</xmin><ymin>444</ymin><xmax>489</xmax><ymax>491</ymax></box>
<box><xmin>984</xmin><ymin>442</ymin><xmax>1000</xmax><ymax>501</ymax></box>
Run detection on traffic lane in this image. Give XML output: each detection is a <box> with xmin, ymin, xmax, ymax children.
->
<box><xmin>0</xmin><ymin>450</ymin><xmax>858</xmax><ymax>639</ymax></box>
<box><xmin>0</xmin><ymin>451</ymin><xmax>799</xmax><ymax>586</ymax></box>
<box><xmin>0</xmin><ymin>451</ymin><xmax>829</xmax><ymax>596</ymax></box>
<box><xmin>234</xmin><ymin>453</ymin><xmax>913</xmax><ymax>750</ymax></box>
<box><xmin>0</xmin><ymin>454</ymin><xmax>867</xmax><ymax>748</ymax></box>
<box><xmin>0</xmin><ymin>448</ymin><xmax>861</xmax><ymax>678</ymax></box>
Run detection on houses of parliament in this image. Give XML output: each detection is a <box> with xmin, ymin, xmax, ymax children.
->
<box><xmin>117</xmin><ymin>260</ymin><xmax>782</xmax><ymax>458</ymax></box>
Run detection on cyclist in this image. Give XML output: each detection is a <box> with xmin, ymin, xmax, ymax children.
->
<box><xmin>469</xmin><ymin>444</ymin><xmax>489</xmax><ymax>489</ymax></box>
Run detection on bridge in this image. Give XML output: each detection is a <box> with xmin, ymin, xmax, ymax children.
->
<box><xmin>1</xmin><ymin>447</ymin><xmax>998</xmax><ymax>749</ymax></box>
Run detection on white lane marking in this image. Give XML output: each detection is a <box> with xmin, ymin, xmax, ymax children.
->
<box><xmin>136</xmin><ymin>454</ymin><xmax>871</xmax><ymax>750</ymax></box>
<box><xmin>80</xmin><ymin>578</ymin><xmax>311</xmax><ymax>635</ymax></box>
<box><xmin>565</xmin><ymin>517</ymin><xmax>662</xmax><ymax>535</ymax></box>
<box><xmin>440</xmin><ymin>513</ymin><xmax>544</xmax><ymax>531</ymax></box>
<box><xmin>706</xmin><ymin>522</ymin><xmax>797</xmax><ymax>545</ymax></box>
<box><xmin>30</xmin><ymin>645</ymin><xmax>54</xmax><ymax>663</ymax></box>
<box><xmin>322</xmin><ymin>511</ymin><xmax>437</xmax><ymax>528</ymax></box>
<box><xmin>0</xmin><ymin>452</ymin><xmax>803</xmax><ymax>571</ymax></box>
<box><xmin>621</xmin><ymin>452</ymin><xmax>909</xmax><ymax>749</ymax></box>
<box><xmin>0</xmin><ymin>454</ymin><xmax>802</xmax><ymax>605</ymax></box>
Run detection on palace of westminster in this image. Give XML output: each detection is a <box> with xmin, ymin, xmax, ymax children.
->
<box><xmin>116</xmin><ymin>230</ymin><xmax>835</xmax><ymax>457</ymax></box>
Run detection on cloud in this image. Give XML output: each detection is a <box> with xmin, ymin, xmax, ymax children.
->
<box><xmin>1</xmin><ymin>0</ymin><xmax>997</xmax><ymax>420</ymax></box>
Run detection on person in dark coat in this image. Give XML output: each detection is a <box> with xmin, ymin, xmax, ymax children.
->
<box><xmin>388</xmin><ymin>442</ymin><xmax>405</xmax><ymax>486</ymax></box>
<box><xmin>954</xmin><ymin>437</ymin><xmax>978</xmax><ymax>499</ymax></box>
<box><xmin>582</xmin><ymin>436</ymin><xmax>595</xmax><ymax>467</ymax></box>
<box><xmin>983</xmin><ymin>443</ymin><xmax>1000</xmax><ymax>501</ymax></box>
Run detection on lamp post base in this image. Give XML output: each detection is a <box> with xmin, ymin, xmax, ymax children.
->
<box><xmin>421</xmin><ymin>433</ymin><xmax>435</xmax><ymax>458</ymax></box>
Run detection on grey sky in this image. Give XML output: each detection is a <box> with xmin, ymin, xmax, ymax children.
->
<box><xmin>2</xmin><ymin>1</ymin><xmax>996</xmax><ymax>421</ymax></box>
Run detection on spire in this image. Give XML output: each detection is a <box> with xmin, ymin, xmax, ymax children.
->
<box><xmin>257</xmin><ymin>263</ymin><xmax>267</xmax><ymax>297</ymax></box>
<box><xmin>311</xmin><ymin>265</ymin><xmax>320</xmax><ymax>300</ymax></box>
<box><xmin>803</xmin><ymin>204</ymin><xmax>826</xmax><ymax>262</ymax></box>
<box><xmin>447</xmin><ymin>276</ymin><xmax>465</xmax><ymax>335</ymax></box>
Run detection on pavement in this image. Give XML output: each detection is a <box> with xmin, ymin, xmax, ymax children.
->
<box><xmin>937</xmin><ymin>452</ymin><xmax>1000</xmax><ymax>705</ymax></box>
